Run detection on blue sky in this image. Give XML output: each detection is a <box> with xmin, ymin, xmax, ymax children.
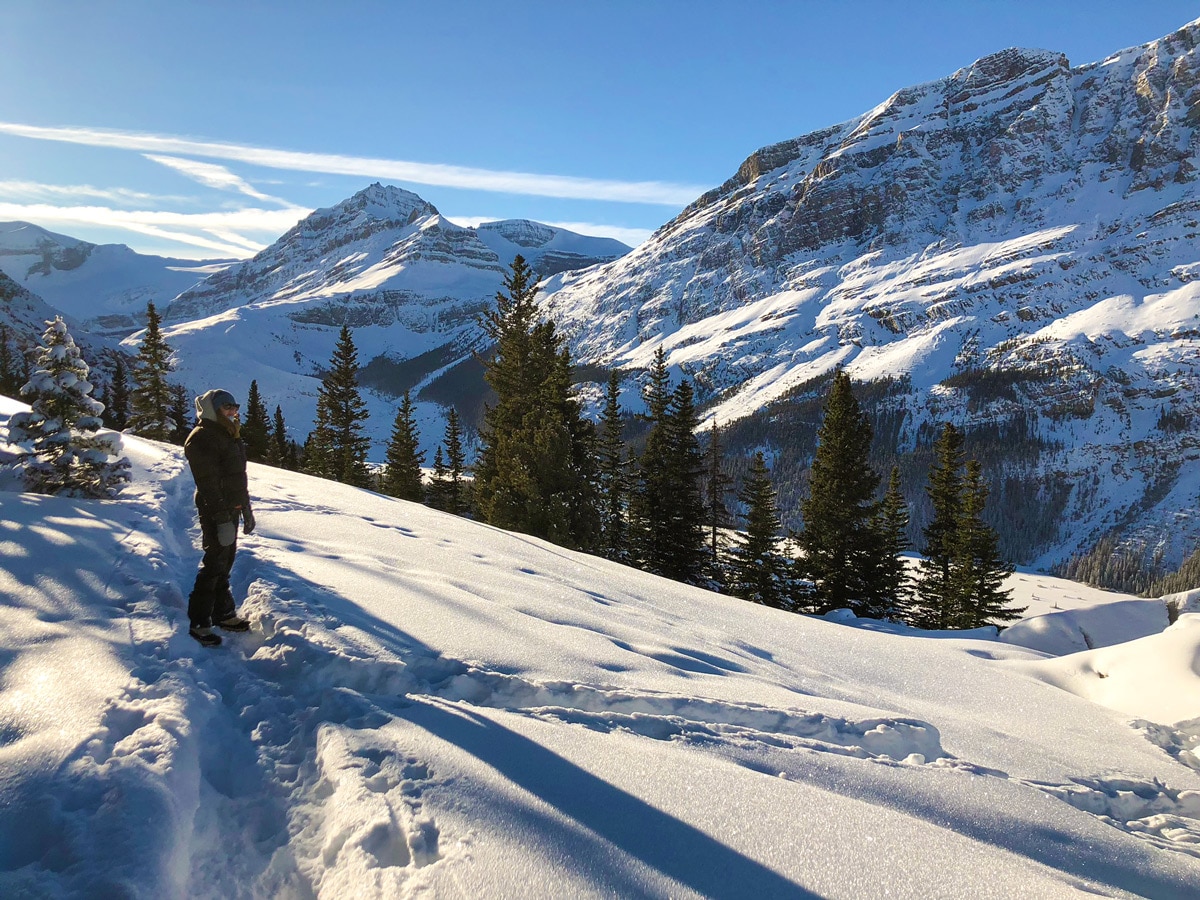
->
<box><xmin>2</xmin><ymin>1</ymin><xmax>1197</xmax><ymax>259</ymax></box>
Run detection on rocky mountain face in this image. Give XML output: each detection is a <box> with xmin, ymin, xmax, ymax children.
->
<box><xmin>0</xmin><ymin>222</ymin><xmax>229</xmax><ymax>337</ymax></box>
<box><xmin>539</xmin><ymin>20</ymin><xmax>1200</xmax><ymax>573</ymax></box>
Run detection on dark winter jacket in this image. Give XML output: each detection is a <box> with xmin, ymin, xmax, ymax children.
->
<box><xmin>185</xmin><ymin>418</ymin><xmax>249</xmax><ymax>524</ymax></box>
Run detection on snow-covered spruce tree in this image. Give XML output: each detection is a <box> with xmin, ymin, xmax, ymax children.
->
<box><xmin>0</xmin><ymin>323</ymin><xmax>29</xmax><ymax>398</ymax></box>
<box><xmin>8</xmin><ymin>317</ymin><xmax>129</xmax><ymax>498</ymax></box>
<box><xmin>382</xmin><ymin>390</ymin><xmax>424</xmax><ymax>501</ymax></box>
<box><xmin>128</xmin><ymin>302</ymin><xmax>176</xmax><ymax>441</ymax></box>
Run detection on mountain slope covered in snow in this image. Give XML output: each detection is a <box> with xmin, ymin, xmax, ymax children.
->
<box><xmin>0</xmin><ymin>221</ymin><xmax>231</xmax><ymax>336</ymax></box>
<box><xmin>139</xmin><ymin>184</ymin><xmax>629</xmax><ymax>459</ymax></box>
<box><xmin>1</xmin><ymin>396</ymin><xmax>1199</xmax><ymax>898</ymax></box>
<box><xmin>539</xmin><ymin>19</ymin><xmax>1200</xmax><ymax>571</ymax></box>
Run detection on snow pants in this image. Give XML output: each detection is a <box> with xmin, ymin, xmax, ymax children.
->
<box><xmin>188</xmin><ymin>513</ymin><xmax>238</xmax><ymax>628</ymax></box>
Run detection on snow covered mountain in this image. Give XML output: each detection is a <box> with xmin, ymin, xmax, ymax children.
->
<box><xmin>539</xmin><ymin>19</ymin><xmax>1200</xmax><ymax>572</ymax></box>
<box><xmin>163</xmin><ymin>183</ymin><xmax>628</xmax><ymax>324</ymax></box>
<box><xmin>0</xmin><ymin>222</ymin><xmax>230</xmax><ymax>337</ymax></box>
<box><xmin>0</xmin><ymin>270</ymin><xmax>114</xmax><ymax>367</ymax></box>
<box><xmin>1</xmin><ymin>395</ymin><xmax>1198</xmax><ymax>897</ymax></box>
<box><xmin>149</xmin><ymin>184</ymin><xmax>629</xmax><ymax>458</ymax></box>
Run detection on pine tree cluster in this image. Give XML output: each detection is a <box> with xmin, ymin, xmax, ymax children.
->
<box><xmin>283</xmin><ymin>261</ymin><xmax>1019</xmax><ymax>629</ymax></box>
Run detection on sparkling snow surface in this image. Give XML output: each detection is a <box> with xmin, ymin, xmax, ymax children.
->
<box><xmin>1</xmin><ymin>396</ymin><xmax>1198</xmax><ymax>898</ymax></box>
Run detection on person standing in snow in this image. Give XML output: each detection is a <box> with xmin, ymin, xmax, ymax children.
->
<box><xmin>184</xmin><ymin>388</ymin><xmax>256</xmax><ymax>646</ymax></box>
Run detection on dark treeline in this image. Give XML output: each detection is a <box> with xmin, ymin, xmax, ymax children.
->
<box><xmin>348</xmin><ymin>257</ymin><xmax>1021</xmax><ymax>629</ymax></box>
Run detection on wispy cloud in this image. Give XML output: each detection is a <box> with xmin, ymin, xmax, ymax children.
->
<box><xmin>0</xmin><ymin>121</ymin><xmax>705</xmax><ymax>206</ymax></box>
<box><xmin>0</xmin><ymin>179</ymin><xmax>188</xmax><ymax>206</ymax></box>
<box><xmin>0</xmin><ymin>202</ymin><xmax>309</xmax><ymax>258</ymax></box>
<box><xmin>143</xmin><ymin>154</ymin><xmax>292</xmax><ymax>205</ymax></box>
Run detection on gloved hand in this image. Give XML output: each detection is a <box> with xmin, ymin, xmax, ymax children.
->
<box><xmin>243</xmin><ymin>506</ymin><xmax>256</xmax><ymax>535</ymax></box>
<box><xmin>217</xmin><ymin>519</ymin><xmax>238</xmax><ymax>547</ymax></box>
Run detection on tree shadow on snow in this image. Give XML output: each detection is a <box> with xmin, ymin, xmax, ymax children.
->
<box><xmin>405</xmin><ymin>696</ymin><xmax>818</xmax><ymax>899</ymax></box>
<box><xmin>231</xmin><ymin>553</ymin><xmax>817</xmax><ymax>898</ymax></box>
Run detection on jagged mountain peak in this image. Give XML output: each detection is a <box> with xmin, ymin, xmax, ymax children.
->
<box><xmin>541</xmin><ymin>18</ymin><xmax>1200</xmax><ymax>573</ymax></box>
<box><xmin>336</xmin><ymin>181</ymin><xmax>440</xmax><ymax>224</ymax></box>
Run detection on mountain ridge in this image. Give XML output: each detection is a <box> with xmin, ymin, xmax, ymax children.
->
<box><xmin>536</xmin><ymin>19</ymin><xmax>1200</xmax><ymax>572</ymax></box>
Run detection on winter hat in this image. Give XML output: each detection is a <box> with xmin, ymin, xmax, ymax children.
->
<box><xmin>195</xmin><ymin>389</ymin><xmax>239</xmax><ymax>422</ymax></box>
<box><xmin>210</xmin><ymin>389</ymin><xmax>238</xmax><ymax>410</ymax></box>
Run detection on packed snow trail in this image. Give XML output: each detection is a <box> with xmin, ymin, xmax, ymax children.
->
<box><xmin>3</xmin><ymin>426</ymin><xmax>1200</xmax><ymax>897</ymax></box>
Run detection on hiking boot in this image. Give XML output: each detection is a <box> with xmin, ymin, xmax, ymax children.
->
<box><xmin>217</xmin><ymin>615</ymin><xmax>251</xmax><ymax>632</ymax></box>
<box><xmin>189</xmin><ymin>625</ymin><xmax>222</xmax><ymax>647</ymax></box>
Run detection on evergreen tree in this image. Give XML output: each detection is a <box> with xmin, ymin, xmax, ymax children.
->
<box><xmin>242</xmin><ymin>380</ymin><xmax>272</xmax><ymax>463</ymax></box>
<box><xmin>103</xmin><ymin>354</ymin><xmax>131</xmax><ymax>431</ymax></box>
<box><xmin>727</xmin><ymin>451</ymin><xmax>789</xmax><ymax>607</ymax></box>
<box><xmin>596</xmin><ymin>371</ymin><xmax>630</xmax><ymax>561</ymax></box>
<box><xmin>0</xmin><ymin>324</ymin><xmax>25</xmax><ymax>398</ymax></box>
<box><xmin>439</xmin><ymin>408</ymin><xmax>469</xmax><ymax>515</ymax></box>
<box><xmin>8</xmin><ymin>317</ymin><xmax>129</xmax><ymax>498</ymax></box>
<box><xmin>664</xmin><ymin>380</ymin><xmax>707</xmax><ymax>582</ymax></box>
<box><xmin>305</xmin><ymin>325</ymin><xmax>372</xmax><ymax>486</ymax></box>
<box><xmin>630</xmin><ymin>372</ymin><xmax>707</xmax><ymax>584</ymax></box>
<box><xmin>168</xmin><ymin>383</ymin><xmax>192</xmax><ymax>445</ymax></box>
<box><xmin>382</xmin><ymin>391</ymin><xmax>425</xmax><ymax>501</ymax></box>
<box><xmin>428</xmin><ymin>446</ymin><xmax>449</xmax><ymax>510</ymax></box>
<box><xmin>643</xmin><ymin>346</ymin><xmax>672</xmax><ymax>421</ymax></box>
<box><xmin>128</xmin><ymin>302</ymin><xmax>176</xmax><ymax>441</ymax></box>
<box><xmin>704</xmin><ymin>420</ymin><xmax>733</xmax><ymax>587</ymax></box>
<box><xmin>874</xmin><ymin>466</ymin><xmax>915</xmax><ymax>622</ymax></box>
<box><xmin>917</xmin><ymin>422</ymin><xmax>966</xmax><ymax>628</ymax></box>
<box><xmin>952</xmin><ymin>460</ymin><xmax>1022</xmax><ymax>628</ymax></box>
<box><xmin>268</xmin><ymin>405</ymin><xmax>298</xmax><ymax>469</ymax></box>
<box><xmin>797</xmin><ymin>370</ymin><xmax>883</xmax><ymax>615</ymax></box>
<box><xmin>474</xmin><ymin>255</ymin><xmax>598</xmax><ymax>549</ymax></box>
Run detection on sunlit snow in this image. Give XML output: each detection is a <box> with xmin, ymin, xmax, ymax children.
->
<box><xmin>1</xmin><ymin>395</ymin><xmax>1198</xmax><ymax>897</ymax></box>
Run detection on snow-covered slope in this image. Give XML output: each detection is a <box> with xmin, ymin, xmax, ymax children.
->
<box><xmin>145</xmin><ymin>184</ymin><xmax>629</xmax><ymax>458</ymax></box>
<box><xmin>1</xmin><ymin>395</ymin><xmax>1198</xmax><ymax>898</ymax></box>
<box><xmin>0</xmin><ymin>270</ymin><xmax>114</xmax><ymax>370</ymax></box>
<box><xmin>0</xmin><ymin>222</ymin><xmax>230</xmax><ymax>336</ymax></box>
<box><xmin>474</xmin><ymin>219</ymin><xmax>631</xmax><ymax>278</ymax></box>
<box><xmin>539</xmin><ymin>19</ymin><xmax>1200</xmax><ymax>570</ymax></box>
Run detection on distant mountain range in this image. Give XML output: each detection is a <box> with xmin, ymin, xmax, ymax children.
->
<box><xmin>0</xmin><ymin>189</ymin><xmax>631</xmax><ymax>472</ymax></box>
<box><xmin>2</xmin><ymin>19</ymin><xmax>1199</xmax><ymax>579</ymax></box>
<box><xmin>0</xmin><ymin>221</ymin><xmax>231</xmax><ymax>337</ymax></box>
